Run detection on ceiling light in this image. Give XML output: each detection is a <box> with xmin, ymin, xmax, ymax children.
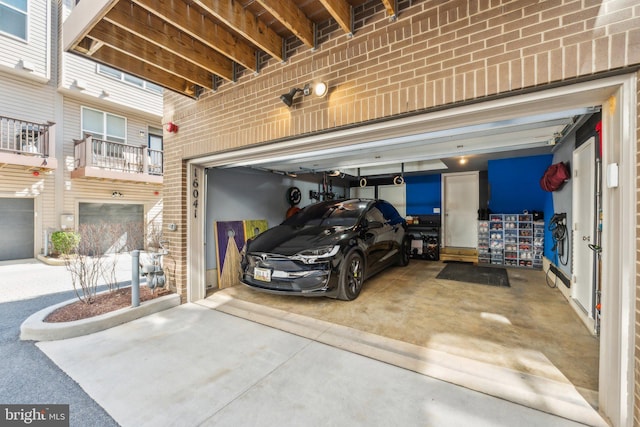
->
<box><xmin>459</xmin><ymin>157</ymin><xmax>468</xmax><ymax>165</ymax></box>
<box><xmin>328</xmin><ymin>170</ymin><xmax>341</xmax><ymax>176</ymax></box>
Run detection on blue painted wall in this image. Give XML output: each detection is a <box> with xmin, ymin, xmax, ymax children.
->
<box><xmin>405</xmin><ymin>174</ymin><xmax>441</xmax><ymax>214</ymax></box>
<box><xmin>488</xmin><ymin>155</ymin><xmax>553</xmax><ymax>213</ymax></box>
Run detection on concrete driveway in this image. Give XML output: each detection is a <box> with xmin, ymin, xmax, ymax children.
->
<box><xmin>37</xmin><ymin>302</ymin><xmax>591</xmax><ymax>427</ymax></box>
<box><xmin>3</xmin><ymin>257</ymin><xmax>600</xmax><ymax>426</ymax></box>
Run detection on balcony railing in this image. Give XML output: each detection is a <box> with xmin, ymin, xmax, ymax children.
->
<box><xmin>72</xmin><ymin>135</ymin><xmax>163</xmax><ymax>183</ymax></box>
<box><xmin>0</xmin><ymin>116</ymin><xmax>52</xmax><ymax>157</ymax></box>
<box><xmin>0</xmin><ymin>115</ymin><xmax>57</xmax><ymax>171</ymax></box>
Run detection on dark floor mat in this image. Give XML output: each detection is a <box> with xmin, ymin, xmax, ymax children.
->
<box><xmin>436</xmin><ymin>262</ymin><xmax>510</xmax><ymax>287</ymax></box>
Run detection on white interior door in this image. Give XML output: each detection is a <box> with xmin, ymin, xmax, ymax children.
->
<box><xmin>572</xmin><ymin>137</ymin><xmax>596</xmax><ymax>316</ymax></box>
<box><xmin>443</xmin><ymin>172</ymin><xmax>479</xmax><ymax>248</ymax></box>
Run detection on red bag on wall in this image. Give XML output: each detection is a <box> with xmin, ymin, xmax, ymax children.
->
<box><xmin>540</xmin><ymin>162</ymin><xmax>570</xmax><ymax>192</ymax></box>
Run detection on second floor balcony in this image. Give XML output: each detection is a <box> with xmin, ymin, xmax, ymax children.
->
<box><xmin>0</xmin><ymin>116</ymin><xmax>58</xmax><ymax>171</ymax></box>
<box><xmin>71</xmin><ymin>135</ymin><xmax>163</xmax><ymax>184</ymax></box>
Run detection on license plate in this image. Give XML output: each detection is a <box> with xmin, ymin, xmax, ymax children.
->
<box><xmin>254</xmin><ymin>267</ymin><xmax>271</xmax><ymax>282</ymax></box>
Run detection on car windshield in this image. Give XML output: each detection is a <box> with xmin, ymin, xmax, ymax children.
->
<box><xmin>283</xmin><ymin>200</ymin><xmax>367</xmax><ymax>227</ymax></box>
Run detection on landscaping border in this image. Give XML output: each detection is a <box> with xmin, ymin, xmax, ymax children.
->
<box><xmin>21</xmin><ymin>293</ymin><xmax>180</xmax><ymax>341</ymax></box>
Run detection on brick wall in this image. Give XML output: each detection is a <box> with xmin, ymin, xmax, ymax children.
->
<box><xmin>162</xmin><ymin>0</ymin><xmax>640</xmax><ymax>383</ymax></box>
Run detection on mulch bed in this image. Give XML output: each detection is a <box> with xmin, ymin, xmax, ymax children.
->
<box><xmin>44</xmin><ymin>287</ymin><xmax>172</xmax><ymax>323</ymax></box>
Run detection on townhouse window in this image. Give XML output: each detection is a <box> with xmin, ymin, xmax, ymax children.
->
<box><xmin>0</xmin><ymin>0</ymin><xmax>27</xmax><ymax>40</ymax></box>
<box><xmin>97</xmin><ymin>64</ymin><xmax>163</xmax><ymax>94</ymax></box>
<box><xmin>81</xmin><ymin>107</ymin><xmax>126</xmax><ymax>143</ymax></box>
<box><xmin>82</xmin><ymin>107</ymin><xmax>126</xmax><ymax>159</ymax></box>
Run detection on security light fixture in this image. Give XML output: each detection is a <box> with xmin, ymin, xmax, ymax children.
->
<box><xmin>280</xmin><ymin>82</ymin><xmax>328</xmax><ymax>107</ymax></box>
<box><xmin>280</xmin><ymin>87</ymin><xmax>303</xmax><ymax>107</ymax></box>
<box><xmin>314</xmin><ymin>81</ymin><xmax>328</xmax><ymax>97</ymax></box>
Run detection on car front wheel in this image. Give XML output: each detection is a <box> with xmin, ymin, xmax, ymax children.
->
<box><xmin>337</xmin><ymin>250</ymin><xmax>364</xmax><ymax>301</ymax></box>
<box><xmin>397</xmin><ymin>236</ymin><xmax>411</xmax><ymax>267</ymax></box>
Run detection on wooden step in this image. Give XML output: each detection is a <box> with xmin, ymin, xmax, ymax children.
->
<box><xmin>439</xmin><ymin>247</ymin><xmax>478</xmax><ymax>264</ymax></box>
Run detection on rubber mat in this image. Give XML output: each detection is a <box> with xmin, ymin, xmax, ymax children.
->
<box><xmin>436</xmin><ymin>262</ymin><xmax>510</xmax><ymax>287</ymax></box>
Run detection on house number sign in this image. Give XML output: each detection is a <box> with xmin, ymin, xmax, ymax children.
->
<box><xmin>192</xmin><ymin>169</ymin><xmax>199</xmax><ymax>218</ymax></box>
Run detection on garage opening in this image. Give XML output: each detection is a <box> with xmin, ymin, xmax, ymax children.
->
<box><xmin>0</xmin><ymin>197</ymin><xmax>34</xmax><ymax>261</ymax></box>
<box><xmin>190</xmin><ymin>75</ymin><xmax>636</xmax><ymax>426</ymax></box>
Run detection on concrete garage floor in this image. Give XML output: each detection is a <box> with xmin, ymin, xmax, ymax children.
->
<box><xmin>212</xmin><ymin>261</ymin><xmax>599</xmax><ymax>407</ymax></box>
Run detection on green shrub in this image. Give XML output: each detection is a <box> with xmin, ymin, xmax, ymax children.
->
<box><xmin>51</xmin><ymin>231</ymin><xmax>80</xmax><ymax>255</ymax></box>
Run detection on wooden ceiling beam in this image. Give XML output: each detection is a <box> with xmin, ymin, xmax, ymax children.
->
<box><xmin>319</xmin><ymin>0</ymin><xmax>352</xmax><ymax>35</ymax></box>
<box><xmin>88</xmin><ymin>21</ymin><xmax>214</xmax><ymax>89</ymax></box>
<box><xmin>74</xmin><ymin>37</ymin><xmax>103</xmax><ymax>55</ymax></box>
<box><xmin>105</xmin><ymin>2</ymin><xmax>233</xmax><ymax>81</ymax></box>
<box><xmin>131</xmin><ymin>0</ymin><xmax>257</xmax><ymax>72</ymax></box>
<box><xmin>88</xmin><ymin>45</ymin><xmax>198</xmax><ymax>97</ymax></box>
<box><xmin>256</xmin><ymin>0</ymin><xmax>315</xmax><ymax>49</ymax></box>
<box><xmin>192</xmin><ymin>0</ymin><xmax>283</xmax><ymax>61</ymax></box>
<box><xmin>380</xmin><ymin>0</ymin><xmax>397</xmax><ymax>19</ymax></box>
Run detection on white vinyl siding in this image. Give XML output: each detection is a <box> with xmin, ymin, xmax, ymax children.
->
<box><xmin>61</xmin><ymin>53</ymin><xmax>162</xmax><ymax>117</ymax></box>
<box><xmin>0</xmin><ymin>73</ymin><xmax>55</xmax><ymax>121</ymax></box>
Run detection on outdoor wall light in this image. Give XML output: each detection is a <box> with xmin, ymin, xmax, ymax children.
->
<box><xmin>280</xmin><ymin>82</ymin><xmax>328</xmax><ymax>107</ymax></box>
<box><xmin>280</xmin><ymin>87</ymin><xmax>303</xmax><ymax>107</ymax></box>
<box><xmin>314</xmin><ymin>81</ymin><xmax>328</xmax><ymax>97</ymax></box>
<box><xmin>112</xmin><ymin>191</ymin><xmax>124</xmax><ymax>198</ymax></box>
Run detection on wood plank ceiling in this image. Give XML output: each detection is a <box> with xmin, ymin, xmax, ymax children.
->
<box><xmin>67</xmin><ymin>0</ymin><xmax>398</xmax><ymax>98</ymax></box>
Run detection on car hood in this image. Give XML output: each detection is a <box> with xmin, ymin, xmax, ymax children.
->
<box><xmin>247</xmin><ymin>224</ymin><xmax>354</xmax><ymax>256</ymax></box>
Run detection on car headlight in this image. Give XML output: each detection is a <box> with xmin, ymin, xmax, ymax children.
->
<box><xmin>294</xmin><ymin>245</ymin><xmax>340</xmax><ymax>264</ymax></box>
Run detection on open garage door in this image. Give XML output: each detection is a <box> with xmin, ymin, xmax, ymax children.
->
<box><xmin>79</xmin><ymin>202</ymin><xmax>144</xmax><ymax>252</ymax></box>
<box><xmin>192</xmin><ymin>75</ymin><xmax>636</xmax><ymax>427</ymax></box>
<box><xmin>0</xmin><ymin>198</ymin><xmax>34</xmax><ymax>261</ymax></box>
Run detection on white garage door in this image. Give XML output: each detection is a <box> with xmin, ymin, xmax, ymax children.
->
<box><xmin>0</xmin><ymin>198</ymin><xmax>34</xmax><ymax>261</ymax></box>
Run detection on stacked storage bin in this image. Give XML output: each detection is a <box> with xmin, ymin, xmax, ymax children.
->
<box><xmin>478</xmin><ymin>213</ymin><xmax>544</xmax><ymax>269</ymax></box>
<box><xmin>489</xmin><ymin>214</ymin><xmax>504</xmax><ymax>265</ymax></box>
<box><xmin>504</xmin><ymin>215</ymin><xmax>518</xmax><ymax>266</ymax></box>
<box><xmin>478</xmin><ymin>220</ymin><xmax>490</xmax><ymax>264</ymax></box>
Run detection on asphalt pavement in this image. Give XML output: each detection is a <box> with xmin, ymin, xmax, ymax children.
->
<box><xmin>0</xmin><ymin>257</ymin><xmax>133</xmax><ymax>427</ymax></box>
